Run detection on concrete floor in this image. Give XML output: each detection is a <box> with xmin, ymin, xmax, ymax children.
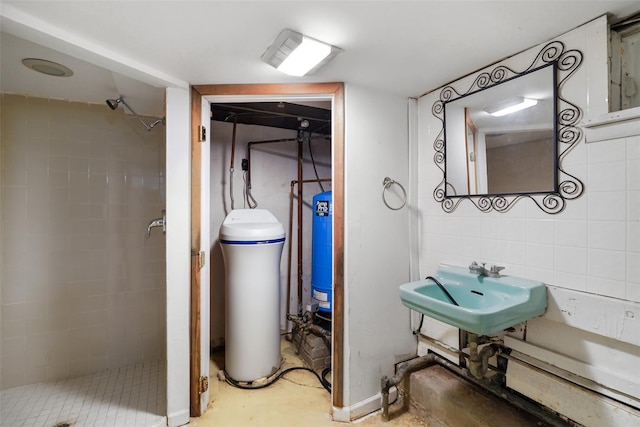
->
<box><xmin>188</xmin><ymin>338</ymin><xmax>428</xmax><ymax>427</ymax></box>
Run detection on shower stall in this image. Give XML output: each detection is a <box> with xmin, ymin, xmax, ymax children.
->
<box><xmin>0</xmin><ymin>94</ymin><xmax>167</xmax><ymax>426</ymax></box>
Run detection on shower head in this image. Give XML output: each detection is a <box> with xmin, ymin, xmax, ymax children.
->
<box><xmin>105</xmin><ymin>95</ymin><xmax>164</xmax><ymax>131</ymax></box>
<box><xmin>106</xmin><ymin>97</ymin><xmax>122</xmax><ymax>110</ymax></box>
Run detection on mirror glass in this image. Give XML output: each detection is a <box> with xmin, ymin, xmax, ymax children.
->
<box><xmin>444</xmin><ymin>63</ymin><xmax>557</xmax><ymax>196</ymax></box>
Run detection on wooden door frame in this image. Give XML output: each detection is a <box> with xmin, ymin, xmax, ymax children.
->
<box><xmin>189</xmin><ymin>82</ymin><xmax>345</xmax><ymax>414</ymax></box>
<box><xmin>189</xmin><ymin>87</ymin><xmax>204</xmax><ymax>416</ymax></box>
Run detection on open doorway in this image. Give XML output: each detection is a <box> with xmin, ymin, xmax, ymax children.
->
<box><xmin>190</xmin><ymin>83</ymin><xmax>345</xmax><ymax>418</ymax></box>
<box><xmin>208</xmin><ymin>99</ymin><xmax>332</xmax><ymax>344</ymax></box>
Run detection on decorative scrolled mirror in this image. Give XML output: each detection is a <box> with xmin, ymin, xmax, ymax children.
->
<box><xmin>432</xmin><ymin>41</ymin><xmax>584</xmax><ymax>214</ymax></box>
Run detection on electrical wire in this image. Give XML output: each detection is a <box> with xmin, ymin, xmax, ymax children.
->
<box><xmin>425</xmin><ymin>276</ymin><xmax>459</xmax><ymax>306</ymax></box>
<box><xmin>243</xmin><ymin>170</ymin><xmax>257</xmax><ymax>208</ymax></box>
<box><xmin>307</xmin><ymin>134</ymin><xmax>325</xmax><ymax>193</ymax></box>
<box><xmin>224</xmin><ymin>367</ymin><xmax>331</xmax><ymax>393</ymax></box>
<box><xmin>229</xmin><ymin>168</ymin><xmax>235</xmax><ymax>209</ymax></box>
<box><xmin>321</xmin><ymin>367</ymin><xmax>332</xmax><ymax>392</ymax></box>
<box><xmin>413</xmin><ymin>313</ymin><xmax>425</xmax><ymax>336</ymax></box>
<box><xmin>229</xmin><ymin>115</ymin><xmax>237</xmax><ymax>210</ymax></box>
<box><xmin>314</xmin><ymin>312</ymin><xmax>332</xmax><ymax>323</ymax></box>
<box><xmin>242</xmin><ymin>171</ymin><xmax>247</xmax><ymax>209</ymax></box>
<box><xmin>247</xmin><ymin>186</ymin><xmax>258</xmax><ymax>208</ymax></box>
<box><xmin>412</xmin><ymin>275</ymin><xmax>458</xmax><ymax>335</ymax></box>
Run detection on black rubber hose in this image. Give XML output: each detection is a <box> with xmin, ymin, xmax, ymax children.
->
<box><xmin>225</xmin><ymin>366</ymin><xmax>331</xmax><ymax>393</ymax></box>
<box><xmin>321</xmin><ymin>367</ymin><xmax>332</xmax><ymax>392</ymax></box>
<box><xmin>425</xmin><ymin>276</ymin><xmax>459</xmax><ymax>306</ymax></box>
<box><xmin>413</xmin><ymin>313</ymin><xmax>425</xmax><ymax>335</ymax></box>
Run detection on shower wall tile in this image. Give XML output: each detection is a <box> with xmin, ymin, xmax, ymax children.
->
<box><xmin>501</xmin><ymin>241</ymin><xmax>526</xmax><ymax>265</ymax></box>
<box><xmin>588</xmin><ymin>221</ymin><xmax>626</xmax><ymax>251</ymax></box>
<box><xmin>556</xmin><ymin>246</ymin><xmax>587</xmax><ymax>275</ymax></box>
<box><xmin>554</xmin><ymin>220</ymin><xmax>587</xmax><ymax>247</ymax></box>
<box><xmin>628</xmin><ymin>191</ymin><xmax>640</xmax><ymax>222</ymax></box>
<box><xmin>587</xmin><ymin>277</ymin><xmax>626</xmax><ymax>299</ymax></box>
<box><xmin>629</xmin><ymin>161</ymin><xmax>640</xmax><ymax>191</ymax></box>
<box><xmin>587</xmin><ymin>249</ymin><xmax>626</xmax><ymax>282</ymax></box>
<box><xmin>500</xmin><ymin>218</ymin><xmax>527</xmax><ymax>241</ymax></box>
<box><xmin>629</xmin><ymin>222</ymin><xmax>640</xmax><ymax>253</ymax></box>
<box><xmin>587</xmin><ymin>191</ymin><xmax>626</xmax><ymax>221</ymax></box>
<box><xmin>1</xmin><ymin>318</ymin><xmax>26</xmax><ymax>339</ymax></box>
<box><xmin>554</xmin><ymin>271</ymin><xmax>588</xmax><ymax>292</ymax></box>
<box><xmin>526</xmin><ymin>243</ymin><xmax>555</xmax><ymax>270</ymax></box>
<box><xmin>526</xmin><ymin>219</ymin><xmax>555</xmax><ymax>245</ymax></box>
<box><xmin>0</xmin><ymin>94</ymin><xmax>166</xmax><ymax>390</ymax></box>
<box><xmin>588</xmin><ymin>162</ymin><xmax>626</xmax><ymax>192</ymax></box>
<box><xmin>588</xmin><ymin>136</ymin><xmax>626</xmax><ymax>162</ymax></box>
<box><xmin>628</xmin><ymin>136</ymin><xmax>640</xmax><ymax>162</ymax></box>
<box><xmin>553</xmin><ymin>186</ymin><xmax>588</xmax><ymax>221</ymax></box>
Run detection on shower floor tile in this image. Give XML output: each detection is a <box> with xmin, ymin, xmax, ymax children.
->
<box><xmin>0</xmin><ymin>360</ymin><xmax>166</xmax><ymax>427</ymax></box>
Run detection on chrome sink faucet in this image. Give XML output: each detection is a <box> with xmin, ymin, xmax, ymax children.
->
<box><xmin>488</xmin><ymin>265</ymin><xmax>505</xmax><ymax>278</ymax></box>
<box><xmin>469</xmin><ymin>261</ymin><xmax>505</xmax><ymax>278</ymax></box>
<box><xmin>469</xmin><ymin>261</ymin><xmax>487</xmax><ymax>276</ymax></box>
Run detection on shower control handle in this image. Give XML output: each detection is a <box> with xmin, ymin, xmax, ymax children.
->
<box><xmin>146</xmin><ymin>209</ymin><xmax>166</xmax><ymax>238</ymax></box>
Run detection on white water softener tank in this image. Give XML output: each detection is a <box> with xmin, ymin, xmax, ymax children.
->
<box><xmin>219</xmin><ymin>209</ymin><xmax>285</xmax><ymax>382</ymax></box>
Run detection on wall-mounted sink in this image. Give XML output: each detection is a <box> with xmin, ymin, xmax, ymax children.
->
<box><xmin>399</xmin><ymin>264</ymin><xmax>547</xmax><ymax>335</ymax></box>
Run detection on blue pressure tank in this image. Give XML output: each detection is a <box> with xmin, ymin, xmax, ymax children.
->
<box><xmin>311</xmin><ymin>191</ymin><xmax>333</xmax><ymax>312</ymax></box>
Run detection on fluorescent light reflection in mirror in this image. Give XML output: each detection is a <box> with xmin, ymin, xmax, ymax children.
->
<box><xmin>487</xmin><ymin>97</ymin><xmax>538</xmax><ymax>117</ymax></box>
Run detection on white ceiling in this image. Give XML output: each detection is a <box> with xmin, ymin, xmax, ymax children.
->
<box><xmin>1</xmin><ymin>1</ymin><xmax>639</xmax><ymax>117</ymax></box>
<box><xmin>0</xmin><ymin>32</ymin><xmax>166</xmax><ymax>116</ymax></box>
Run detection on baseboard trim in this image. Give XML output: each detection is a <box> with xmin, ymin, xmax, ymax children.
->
<box><xmin>332</xmin><ymin>388</ymin><xmax>398</xmax><ymax>422</ymax></box>
<box><xmin>508</xmin><ymin>357</ymin><xmax>640</xmax><ymax>426</ymax></box>
<box><xmin>167</xmin><ymin>408</ymin><xmax>190</xmax><ymax>427</ymax></box>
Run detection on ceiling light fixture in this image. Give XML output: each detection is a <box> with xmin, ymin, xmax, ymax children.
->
<box><xmin>261</xmin><ymin>29</ymin><xmax>342</xmax><ymax>76</ymax></box>
<box><xmin>485</xmin><ymin>97</ymin><xmax>538</xmax><ymax>117</ymax></box>
<box><xmin>22</xmin><ymin>58</ymin><xmax>74</xmax><ymax>77</ymax></box>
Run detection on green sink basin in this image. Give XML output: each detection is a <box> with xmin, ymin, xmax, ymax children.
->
<box><xmin>399</xmin><ymin>265</ymin><xmax>547</xmax><ymax>335</ymax></box>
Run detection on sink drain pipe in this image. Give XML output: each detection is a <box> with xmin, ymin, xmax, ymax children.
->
<box><xmin>381</xmin><ymin>352</ymin><xmax>459</xmax><ymax>421</ymax></box>
<box><xmin>380</xmin><ymin>349</ymin><xmax>572</xmax><ymax>426</ymax></box>
<box><xmin>467</xmin><ymin>332</ymin><xmax>501</xmax><ymax>380</ymax></box>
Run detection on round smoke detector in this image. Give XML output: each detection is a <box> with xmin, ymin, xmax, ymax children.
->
<box><xmin>22</xmin><ymin>58</ymin><xmax>74</xmax><ymax>77</ymax></box>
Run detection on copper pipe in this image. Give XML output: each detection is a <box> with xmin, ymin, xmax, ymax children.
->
<box><xmin>245</xmin><ymin>136</ymin><xmax>327</xmax><ymax>191</ymax></box>
<box><xmin>229</xmin><ymin>117</ymin><xmax>237</xmax><ymax>209</ymax></box>
<box><xmin>307</xmin><ymin>324</ymin><xmax>332</xmax><ymax>347</ymax></box>
<box><xmin>286</xmin><ymin>181</ymin><xmax>295</xmax><ymax>326</ymax></box>
<box><xmin>242</xmin><ymin>131</ymin><xmax>330</xmax><ymax>324</ymax></box>
<box><xmin>297</xmin><ymin>137</ymin><xmax>304</xmax><ymax>313</ymax></box>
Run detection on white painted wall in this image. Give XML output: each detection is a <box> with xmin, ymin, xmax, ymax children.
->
<box><xmin>165</xmin><ymin>87</ymin><xmax>190</xmax><ymax>427</ymax></box>
<box><xmin>336</xmin><ymin>83</ymin><xmax>417</xmax><ymax>420</ymax></box>
<box><xmin>416</xmin><ymin>16</ymin><xmax>640</xmax><ymax>423</ymax></box>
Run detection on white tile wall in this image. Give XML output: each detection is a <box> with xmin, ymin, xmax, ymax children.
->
<box><xmin>1</xmin><ymin>95</ymin><xmax>166</xmax><ymax>389</ymax></box>
<box><xmin>414</xmin><ymin>16</ymin><xmax>640</xmax><ymax>417</ymax></box>
<box><xmin>416</xmin><ymin>18</ymin><xmax>639</xmax><ymax>304</ymax></box>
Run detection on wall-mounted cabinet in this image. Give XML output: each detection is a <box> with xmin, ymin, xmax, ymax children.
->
<box><xmin>610</xmin><ymin>13</ymin><xmax>640</xmax><ymax>111</ymax></box>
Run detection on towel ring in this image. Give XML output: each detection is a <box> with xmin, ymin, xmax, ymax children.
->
<box><xmin>382</xmin><ymin>177</ymin><xmax>407</xmax><ymax>210</ymax></box>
